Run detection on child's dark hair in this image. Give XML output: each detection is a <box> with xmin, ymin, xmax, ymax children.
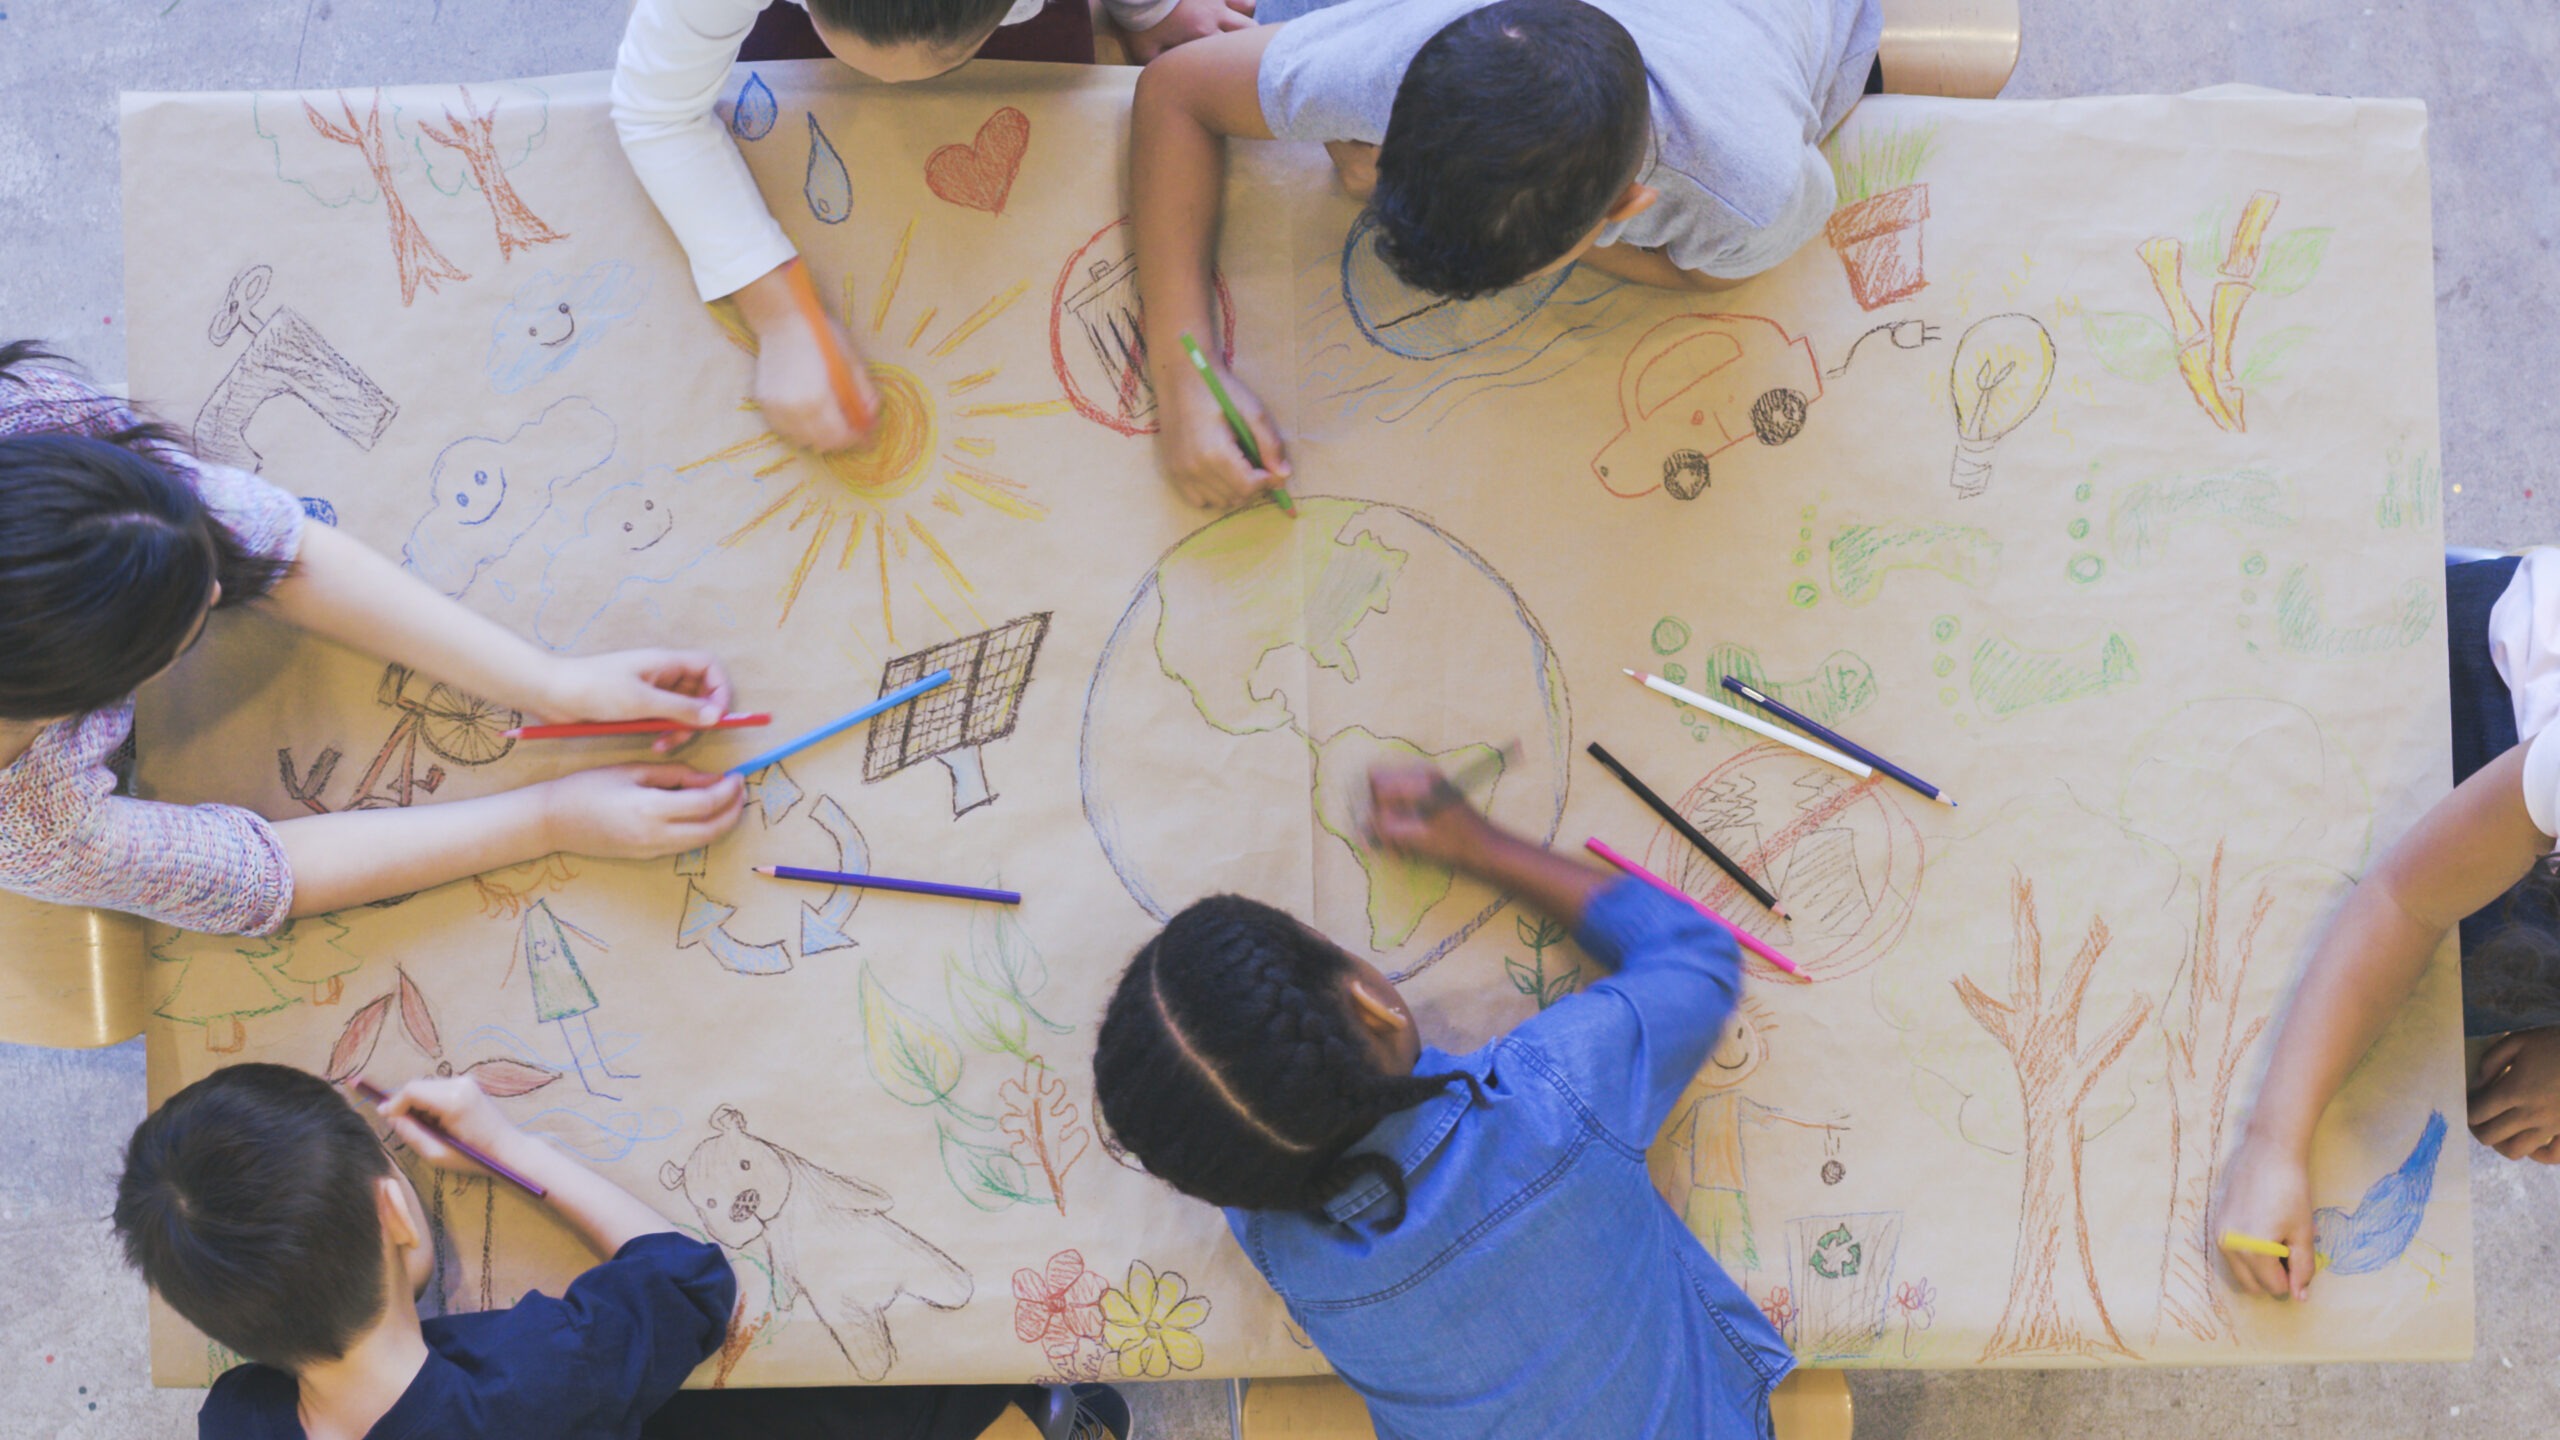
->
<box><xmin>113</xmin><ymin>1063</ymin><xmax>397</xmax><ymax>1371</ymax></box>
<box><xmin>1093</xmin><ymin>895</ymin><xmax>1480</xmax><ymax>1226</ymax></box>
<box><xmin>805</xmin><ymin>0</ymin><xmax>1016</xmax><ymax>52</ymax></box>
<box><xmin>0</xmin><ymin>342</ymin><xmax>286</xmax><ymax>721</ymax></box>
<box><xmin>1369</xmin><ymin>0</ymin><xmax>1652</xmax><ymax>300</ymax></box>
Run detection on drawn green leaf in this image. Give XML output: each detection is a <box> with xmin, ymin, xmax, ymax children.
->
<box><xmin>972</xmin><ymin>906</ymin><xmax>1070</xmax><ymax>1034</ymax></box>
<box><xmin>2253</xmin><ymin>228</ymin><xmax>2330</xmax><ymax>297</ymax></box>
<box><xmin>939</xmin><ymin>1120</ymin><xmax>1041</xmax><ymax>1211</ymax></box>
<box><xmin>1514</xmin><ymin>913</ymin><xmax>1544</xmax><ymax>950</ymax></box>
<box><xmin>2237</xmin><ymin>326</ymin><xmax>2314</xmax><ymax>388</ymax></box>
<box><xmin>1505</xmin><ymin>956</ymin><xmax>1538</xmax><ymax>996</ymax></box>
<box><xmin>860</xmin><ymin>963</ymin><xmax>968</xmax><ymax>1110</ymax></box>
<box><xmin>947</xmin><ymin>956</ymin><xmax>1030</xmax><ymax>1058</ymax></box>
<box><xmin>2080</xmin><ymin>312</ymin><xmax>2175</xmax><ymax>384</ymax></box>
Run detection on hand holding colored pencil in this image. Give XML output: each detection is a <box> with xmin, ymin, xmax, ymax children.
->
<box><xmin>350</xmin><ymin>1077</ymin><xmax>546</xmax><ymax>1197</ymax></box>
<box><xmin>2219</xmin><ymin>1230</ymin><xmax>2292</xmax><ymax>1260</ymax></box>
<box><xmin>1179</xmin><ymin>332</ymin><xmax>1294</xmax><ymax>516</ymax></box>
<box><xmin>781</xmin><ymin>256</ymin><xmax>878</xmax><ymax>436</ymax></box>
<box><xmin>508</xmin><ymin>713</ymin><xmax>772</xmax><ymax>741</ymax></box>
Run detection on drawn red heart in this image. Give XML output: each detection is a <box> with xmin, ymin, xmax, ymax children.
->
<box><xmin>926</xmin><ymin>107</ymin><xmax>1031</xmax><ymax>215</ymax></box>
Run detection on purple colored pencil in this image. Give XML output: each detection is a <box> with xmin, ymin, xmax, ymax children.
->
<box><xmin>1720</xmin><ymin>675</ymin><xmax>1959</xmax><ymax>807</ymax></box>
<box><xmin>349</xmin><ymin>1078</ymin><xmax>548</xmax><ymax>1197</ymax></box>
<box><xmin>756</xmin><ymin>865</ymin><xmax>1021</xmax><ymax>906</ymax></box>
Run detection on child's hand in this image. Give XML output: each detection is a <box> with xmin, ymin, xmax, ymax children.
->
<box><xmin>541</xmin><ymin>649</ymin><xmax>736</xmax><ymax>754</ymax></box>
<box><xmin>1158</xmin><ymin>365</ymin><xmax>1290</xmax><ymax>509</ymax></box>
<box><xmin>543</xmin><ymin>763</ymin><xmax>745</xmax><ymax>859</ymax></box>
<box><xmin>1122</xmin><ymin>0</ymin><xmax>1258</xmax><ymax>62</ymax></box>
<box><xmin>375</xmin><ymin>1074</ymin><xmax>521</xmax><ymax>1177</ymax></box>
<box><xmin>733</xmin><ymin>263</ymin><xmax>879</xmax><ymax>453</ymax></box>
<box><xmin>2214</xmin><ymin>1135</ymin><xmax>2315</xmax><ymax>1300</ymax></box>
<box><xmin>1367</xmin><ymin>762</ymin><xmax>1496</xmax><ymax>869</ymax></box>
<box><xmin>2471</xmin><ymin>1024</ymin><xmax>2560</xmax><ymax>1161</ymax></box>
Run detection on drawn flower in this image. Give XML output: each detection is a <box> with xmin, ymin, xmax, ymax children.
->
<box><xmin>1759</xmin><ymin>1285</ymin><xmax>1795</xmax><ymax>1336</ymax></box>
<box><xmin>1100</xmin><ymin>1260</ymin><xmax>1211</xmax><ymax>1377</ymax></box>
<box><xmin>1894</xmin><ymin>1278</ymin><xmax>1937</xmax><ymax>1324</ymax></box>
<box><xmin>1014</xmin><ymin>1249</ymin><xmax>1108</xmax><ymax>1368</ymax></box>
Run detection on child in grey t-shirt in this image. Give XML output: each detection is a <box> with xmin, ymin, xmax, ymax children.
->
<box><xmin>1128</xmin><ymin>0</ymin><xmax>1882</xmax><ymax>509</ymax></box>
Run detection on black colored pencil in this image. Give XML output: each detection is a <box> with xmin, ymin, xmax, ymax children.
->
<box><xmin>1583</xmin><ymin>741</ymin><xmax>1788</xmax><ymax>917</ymax></box>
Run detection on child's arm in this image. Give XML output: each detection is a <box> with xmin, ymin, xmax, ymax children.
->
<box><xmin>1575</xmin><ymin>243</ymin><xmax>1746</xmax><ymax>293</ymax></box>
<box><xmin>378</xmin><ymin>1074</ymin><xmax>679</xmax><ymax>1258</ymax></box>
<box><xmin>613</xmin><ymin>0</ymin><xmax>876</xmax><ymax>451</ymax></box>
<box><xmin>1117</xmin><ymin>0</ymin><xmax>1260</xmax><ymax>63</ymax></box>
<box><xmin>275</xmin><ymin>765</ymin><xmax>742</xmax><ymax>917</ymax></box>
<box><xmin>1368</xmin><ymin>764</ymin><xmax>1612</xmax><ymax>933</ymax></box>
<box><xmin>270</xmin><ymin>521</ymin><xmax>730</xmax><ymax>750</ymax></box>
<box><xmin>1132</xmin><ymin>27</ymin><xmax>1295</xmax><ymax>510</ymax></box>
<box><xmin>2221</xmin><ymin>741</ymin><xmax>2549</xmax><ymax>1299</ymax></box>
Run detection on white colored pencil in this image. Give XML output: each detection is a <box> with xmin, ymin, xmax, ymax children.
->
<box><xmin>1624</xmin><ymin>670</ymin><xmax>1873</xmax><ymax>780</ymax></box>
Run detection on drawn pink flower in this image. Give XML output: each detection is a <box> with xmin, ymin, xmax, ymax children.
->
<box><xmin>1013</xmin><ymin>1249</ymin><xmax>1108</xmax><ymax>1367</ymax></box>
<box><xmin>1759</xmin><ymin>1285</ymin><xmax>1795</xmax><ymax>1335</ymax></box>
<box><xmin>1894</xmin><ymin>1277</ymin><xmax>1937</xmax><ymax>1323</ymax></box>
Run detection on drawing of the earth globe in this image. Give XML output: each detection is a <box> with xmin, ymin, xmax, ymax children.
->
<box><xmin>1081</xmin><ymin>499</ymin><xmax>1570</xmax><ymax>980</ymax></box>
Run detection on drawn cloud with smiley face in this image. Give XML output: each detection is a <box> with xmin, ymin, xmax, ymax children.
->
<box><xmin>402</xmin><ymin>397</ymin><xmax>617</xmax><ymax>597</ymax></box>
<box><xmin>486</xmin><ymin>261</ymin><xmax>649</xmax><ymax>396</ymax></box>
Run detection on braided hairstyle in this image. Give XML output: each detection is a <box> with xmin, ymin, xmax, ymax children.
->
<box><xmin>1093</xmin><ymin>895</ymin><xmax>1479</xmax><ymax>1227</ymax></box>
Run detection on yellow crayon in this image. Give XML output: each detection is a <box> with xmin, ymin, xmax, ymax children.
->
<box><xmin>2219</xmin><ymin>1230</ymin><xmax>2291</xmax><ymax>1259</ymax></box>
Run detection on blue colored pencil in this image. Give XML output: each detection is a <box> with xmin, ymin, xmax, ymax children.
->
<box><xmin>725</xmin><ymin>670</ymin><xmax>953</xmax><ymax>776</ymax></box>
<box><xmin>1720</xmin><ymin>675</ymin><xmax>1958</xmax><ymax>807</ymax></box>
<box><xmin>755</xmin><ymin>865</ymin><xmax>1020</xmax><ymax>906</ymax></box>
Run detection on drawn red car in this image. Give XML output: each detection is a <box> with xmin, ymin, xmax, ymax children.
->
<box><xmin>1591</xmin><ymin>314</ymin><xmax>1824</xmax><ymax>500</ymax></box>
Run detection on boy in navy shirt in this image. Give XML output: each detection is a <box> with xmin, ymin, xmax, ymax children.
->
<box><xmin>115</xmin><ymin>1065</ymin><xmax>1114</xmax><ymax>1440</ymax></box>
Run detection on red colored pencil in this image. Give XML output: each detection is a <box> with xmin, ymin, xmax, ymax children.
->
<box><xmin>1584</xmin><ymin>836</ymin><xmax>1805</xmax><ymax>978</ymax></box>
<box><xmin>348</xmin><ymin>1078</ymin><xmax>547</xmax><ymax>1197</ymax></box>
<box><xmin>505</xmin><ymin>713</ymin><xmax>771</xmax><ymax>740</ymax></box>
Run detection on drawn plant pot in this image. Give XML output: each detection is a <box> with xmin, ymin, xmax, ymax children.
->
<box><xmin>1824</xmin><ymin>184</ymin><xmax>1930</xmax><ymax>312</ymax></box>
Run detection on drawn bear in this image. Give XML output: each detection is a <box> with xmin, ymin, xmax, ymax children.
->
<box><xmin>660</xmin><ymin>1105</ymin><xmax>971</xmax><ymax>1381</ymax></box>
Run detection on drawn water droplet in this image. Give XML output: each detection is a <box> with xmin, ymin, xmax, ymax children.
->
<box><xmin>731</xmin><ymin>73</ymin><xmax>778</xmax><ymax>141</ymax></box>
<box><xmin>804</xmin><ymin>112</ymin><xmax>852</xmax><ymax>225</ymax></box>
<box><xmin>2067</xmin><ymin>552</ymin><xmax>2104</xmax><ymax>584</ymax></box>
<box><xmin>2242</xmin><ymin>551</ymin><xmax>2267</xmax><ymax>577</ymax></box>
<box><xmin>1932</xmin><ymin>614</ymin><xmax>1960</xmax><ymax>643</ymax></box>
<box><xmin>2066</xmin><ymin>517</ymin><xmax>2089</xmax><ymax>539</ymax></box>
<box><xmin>1791</xmin><ymin>582</ymin><xmax>1820</xmax><ymax>608</ymax></box>
<box><xmin>2073</xmin><ymin>481</ymin><xmax>2093</xmax><ymax>502</ymax></box>
<box><xmin>1651</xmin><ymin>616</ymin><xmax>1691</xmax><ymax>655</ymax></box>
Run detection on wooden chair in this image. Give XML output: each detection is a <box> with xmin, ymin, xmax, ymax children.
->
<box><xmin>0</xmin><ymin>893</ymin><xmax>146</xmax><ymax>1049</ymax></box>
<box><xmin>1238</xmin><ymin>1369</ymin><xmax>1853</xmax><ymax>1440</ymax></box>
<box><xmin>1877</xmin><ymin>0</ymin><xmax>2021</xmax><ymax>98</ymax></box>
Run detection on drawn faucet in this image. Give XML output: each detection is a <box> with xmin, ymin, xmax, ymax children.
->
<box><xmin>193</xmin><ymin>265</ymin><xmax>398</xmax><ymax>472</ymax></box>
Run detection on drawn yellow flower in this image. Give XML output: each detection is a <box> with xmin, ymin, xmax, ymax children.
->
<box><xmin>1099</xmin><ymin>1260</ymin><xmax>1211</xmax><ymax>1377</ymax></box>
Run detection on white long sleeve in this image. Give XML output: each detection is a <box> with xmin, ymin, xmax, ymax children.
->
<box><xmin>617</xmin><ymin>0</ymin><xmax>1138</xmax><ymax>302</ymax></box>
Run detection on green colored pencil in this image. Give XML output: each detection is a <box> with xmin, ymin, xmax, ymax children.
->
<box><xmin>1179</xmin><ymin>332</ymin><xmax>1294</xmax><ymax>516</ymax></box>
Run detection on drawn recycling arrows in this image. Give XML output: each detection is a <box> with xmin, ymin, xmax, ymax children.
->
<box><xmin>673</xmin><ymin>763</ymin><xmax>868</xmax><ymax>977</ymax></box>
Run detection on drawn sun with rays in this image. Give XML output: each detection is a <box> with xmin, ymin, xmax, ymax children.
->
<box><xmin>680</xmin><ymin>217</ymin><xmax>1065</xmax><ymax>653</ymax></box>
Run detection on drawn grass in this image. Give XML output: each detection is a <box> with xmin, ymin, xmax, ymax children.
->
<box><xmin>1827</xmin><ymin>122</ymin><xmax>1938</xmax><ymax>207</ymax></box>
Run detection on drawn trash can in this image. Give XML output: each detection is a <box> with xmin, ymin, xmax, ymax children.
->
<box><xmin>1591</xmin><ymin>314</ymin><xmax>1822</xmax><ymax>501</ymax></box>
<box><xmin>864</xmin><ymin>613</ymin><xmax>1052</xmax><ymax>818</ymax></box>
<box><xmin>1062</xmin><ymin>250</ymin><xmax>1155</xmax><ymax>430</ymax></box>
<box><xmin>1785</xmin><ymin>1211</ymin><xmax>1902</xmax><ymax>1360</ymax></box>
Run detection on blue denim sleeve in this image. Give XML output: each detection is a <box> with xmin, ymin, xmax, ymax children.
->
<box><xmin>1510</xmin><ymin>877</ymin><xmax>1742</xmax><ymax>1147</ymax></box>
<box><xmin>507</xmin><ymin>1231</ymin><xmax>737</xmax><ymax>1427</ymax></box>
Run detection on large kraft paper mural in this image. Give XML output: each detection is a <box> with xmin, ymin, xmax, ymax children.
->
<box><xmin>124</xmin><ymin>65</ymin><xmax>2465</xmax><ymax>1384</ymax></box>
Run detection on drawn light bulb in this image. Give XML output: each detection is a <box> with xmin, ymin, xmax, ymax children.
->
<box><xmin>1946</xmin><ymin>313</ymin><xmax>2057</xmax><ymax>498</ymax></box>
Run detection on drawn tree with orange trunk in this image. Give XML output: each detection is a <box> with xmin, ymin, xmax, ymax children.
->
<box><xmin>1953</xmin><ymin>873</ymin><xmax>2151</xmax><ymax>1363</ymax></box>
<box><xmin>2154</xmin><ymin>843</ymin><xmax>2272</xmax><ymax>1347</ymax></box>
<box><xmin>301</xmin><ymin>91</ymin><xmax>468</xmax><ymax>306</ymax></box>
<box><xmin>415</xmin><ymin>86</ymin><xmax>568</xmax><ymax>261</ymax></box>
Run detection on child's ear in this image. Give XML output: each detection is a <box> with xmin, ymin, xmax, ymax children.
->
<box><xmin>1606</xmin><ymin>183</ymin><xmax>1660</xmax><ymax>225</ymax></box>
<box><xmin>1345</xmin><ymin>977</ymin><xmax>1409</xmax><ymax>1038</ymax></box>
<box><xmin>374</xmin><ymin>1175</ymin><xmax>424</xmax><ymax>1250</ymax></box>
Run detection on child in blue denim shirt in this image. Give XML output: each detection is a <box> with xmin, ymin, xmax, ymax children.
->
<box><xmin>1094</xmin><ymin>762</ymin><xmax>1793</xmax><ymax>1439</ymax></box>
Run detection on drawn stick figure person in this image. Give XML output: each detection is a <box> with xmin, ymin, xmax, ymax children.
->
<box><xmin>514</xmin><ymin>900</ymin><xmax>635</xmax><ymax>1100</ymax></box>
<box><xmin>1651</xmin><ymin>999</ymin><xmax>1844</xmax><ymax>1275</ymax></box>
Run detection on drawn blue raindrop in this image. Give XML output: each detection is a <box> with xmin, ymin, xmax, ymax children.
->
<box><xmin>804</xmin><ymin>112</ymin><xmax>851</xmax><ymax>225</ymax></box>
<box><xmin>730</xmin><ymin>73</ymin><xmax>778</xmax><ymax>141</ymax></box>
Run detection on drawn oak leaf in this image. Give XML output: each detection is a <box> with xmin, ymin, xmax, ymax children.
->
<box><xmin>998</xmin><ymin>1059</ymin><xmax>1090</xmax><ymax>1212</ymax></box>
<box><xmin>395</xmin><ymin>966</ymin><xmax>441</xmax><ymax>1058</ymax></box>
<box><xmin>325</xmin><ymin>993</ymin><xmax>394</xmax><ymax>1082</ymax></box>
<box><xmin>463</xmin><ymin>1056</ymin><xmax>563</xmax><ymax>1097</ymax></box>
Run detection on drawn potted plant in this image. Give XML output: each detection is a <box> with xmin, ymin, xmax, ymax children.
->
<box><xmin>1503</xmin><ymin>913</ymin><xmax>1579</xmax><ymax>1009</ymax></box>
<box><xmin>1823</xmin><ymin>123</ymin><xmax>1937</xmax><ymax>311</ymax></box>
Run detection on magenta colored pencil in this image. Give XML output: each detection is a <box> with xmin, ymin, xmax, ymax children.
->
<box><xmin>1584</xmin><ymin>837</ymin><xmax>1804</xmax><ymax>978</ymax></box>
<box><xmin>349</xmin><ymin>1078</ymin><xmax>547</xmax><ymax>1197</ymax></box>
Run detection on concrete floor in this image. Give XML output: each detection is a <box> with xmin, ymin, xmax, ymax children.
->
<box><xmin>2</xmin><ymin>1</ymin><xmax>2557</xmax><ymax>1436</ymax></box>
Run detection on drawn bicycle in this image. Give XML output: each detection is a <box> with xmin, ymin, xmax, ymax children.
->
<box><xmin>280</xmin><ymin>663</ymin><xmax>519</xmax><ymax>814</ymax></box>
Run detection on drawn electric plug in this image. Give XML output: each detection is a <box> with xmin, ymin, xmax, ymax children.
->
<box><xmin>193</xmin><ymin>264</ymin><xmax>398</xmax><ymax>472</ymax></box>
<box><xmin>1946</xmin><ymin>314</ymin><xmax>2056</xmax><ymax>499</ymax></box>
<box><xmin>1824</xmin><ymin>318</ymin><xmax>1942</xmax><ymax>379</ymax></box>
<box><xmin>1591</xmin><ymin>314</ymin><xmax>1822</xmax><ymax>501</ymax></box>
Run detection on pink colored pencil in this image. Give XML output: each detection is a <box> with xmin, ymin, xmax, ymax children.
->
<box><xmin>1584</xmin><ymin>836</ymin><xmax>1804</xmax><ymax>978</ymax></box>
<box><xmin>505</xmin><ymin>712</ymin><xmax>772</xmax><ymax>740</ymax></box>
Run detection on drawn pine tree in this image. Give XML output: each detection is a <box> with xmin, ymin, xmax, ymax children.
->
<box><xmin>2155</xmin><ymin>844</ymin><xmax>2273</xmax><ymax>1345</ymax></box>
<box><xmin>1953</xmin><ymin>873</ymin><xmax>2150</xmax><ymax>1362</ymax></box>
